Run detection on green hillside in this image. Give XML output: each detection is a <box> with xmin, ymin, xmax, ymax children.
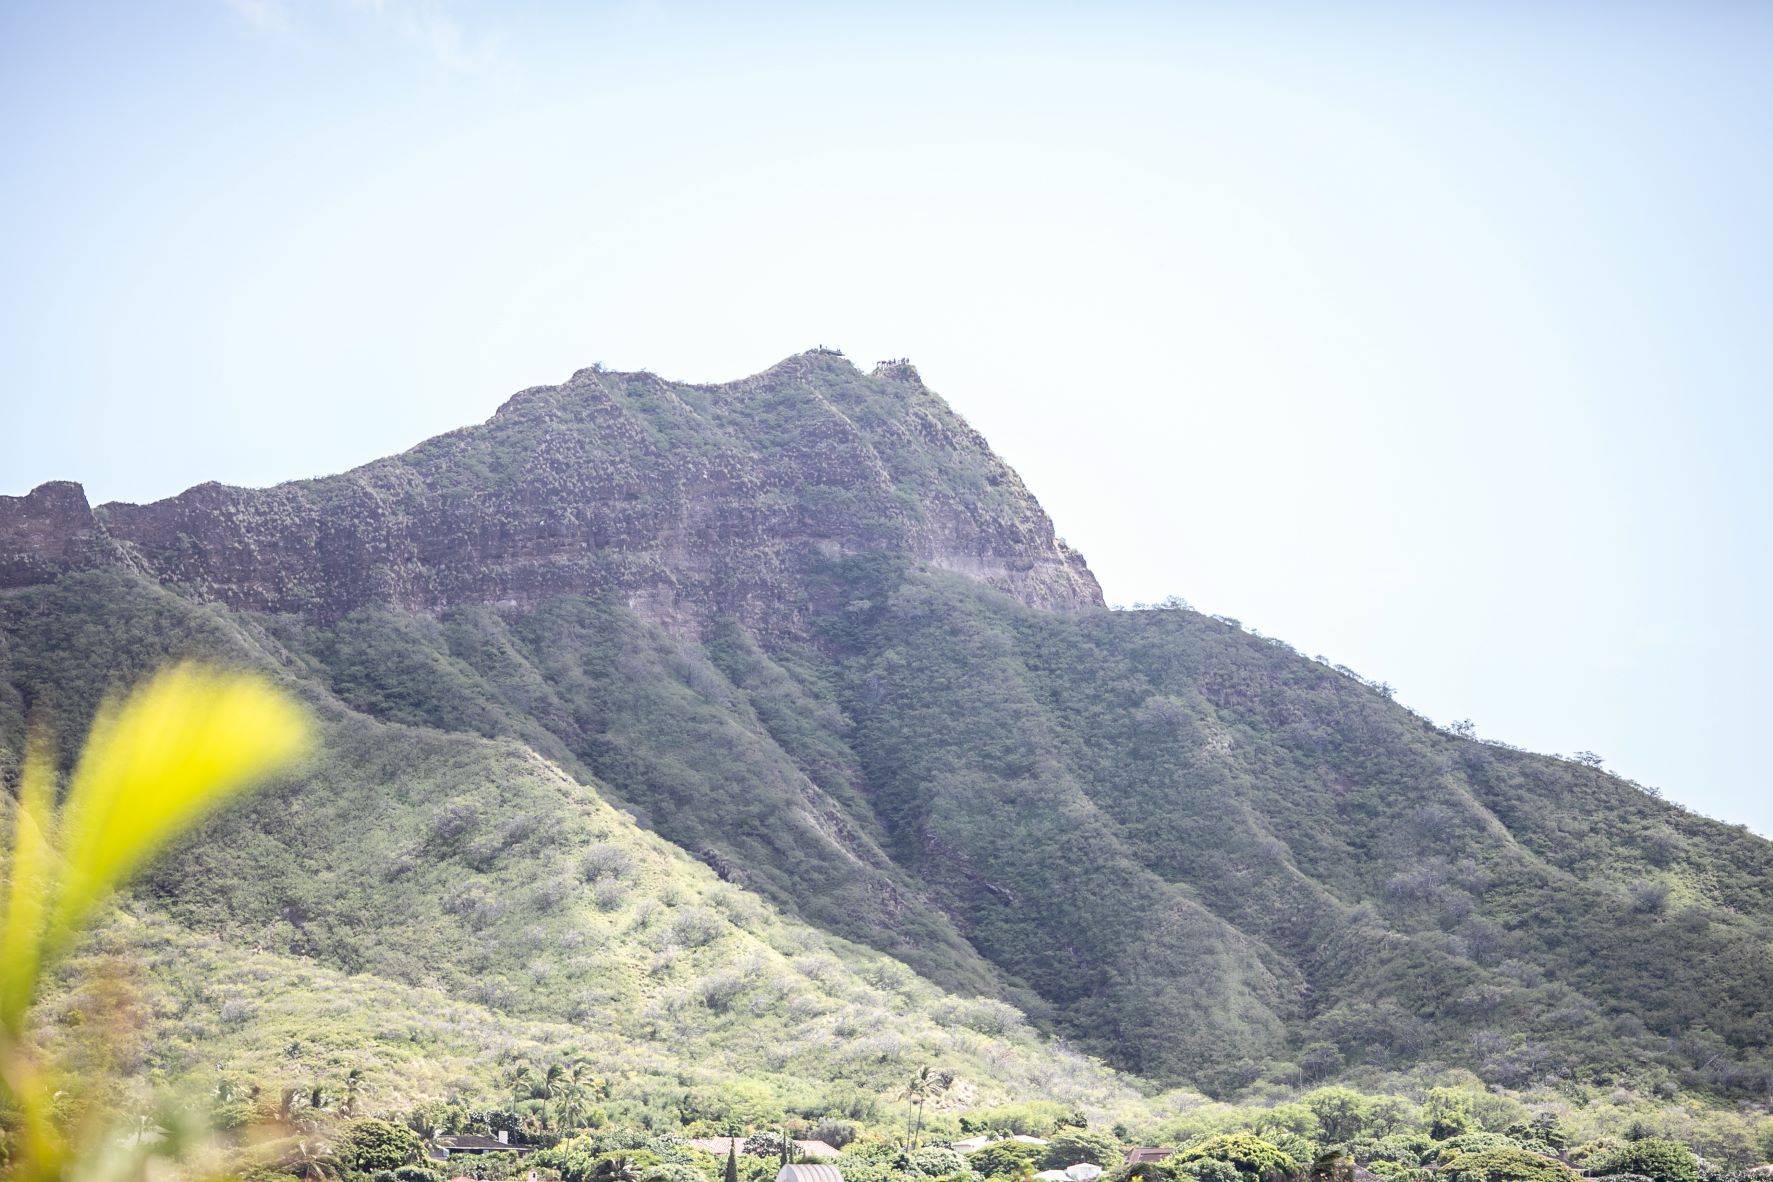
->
<box><xmin>2</xmin><ymin>351</ymin><xmax>1770</xmax><ymax>1132</ymax></box>
<box><xmin>1</xmin><ymin>569</ymin><xmax>1186</xmax><ymax>1131</ymax></box>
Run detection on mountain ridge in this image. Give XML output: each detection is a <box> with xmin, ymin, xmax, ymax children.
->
<box><xmin>0</xmin><ymin>351</ymin><xmax>1101</xmax><ymax>627</ymax></box>
<box><xmin>2</xmin><ymin>350</ymin><xmax>1770</xmax><ymax>1106</ymax></box>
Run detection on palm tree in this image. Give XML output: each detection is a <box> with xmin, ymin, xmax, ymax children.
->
<box><xmin>592</xmin><ymin>1155</ymin><xmax>645</xmax><ymax>1182</ymax></box>
<box><xmin>542</xmin><ymin>1062</ymin><xmax>566</xmax><ymax>1100</ymax></box>
<box><xmin>283</xmin><ymin>1134</ymin><xmax>341</xmax><ymax>1181</ymax></box>
<box><xmin>343</xmin><ymin>1068</ymin><xmax>365</xmax><ymax>1118</ymax></box>
<box><xmin>507</xmin><ymin>1062</ymin><xmax>534</xmax><ymax>1116</ymax></box>
<box><xmin>903</xmin><ymin>1066</ymin><xmax>940</xmax><ymax>1152</ymax></box>
<box><xmin>549</xmin><ymin>1061</ymin><xmax>599</xmax><ymax>1132</ymax></box>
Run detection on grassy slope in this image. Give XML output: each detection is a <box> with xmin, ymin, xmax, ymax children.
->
<box><xmin>822</xmin><ymin>572</ymin><xmax>1773</xmax><ymax>1095</ymax></box>
<box><xmin>220</xmin><ymin>555</ymin><xmax>1773</xmax><ymax>1100</ymax></box>
<box><xmin>0</xmin><ymin>570</ymin><xmax>1193</xmax><ymax>1127</ymax></box>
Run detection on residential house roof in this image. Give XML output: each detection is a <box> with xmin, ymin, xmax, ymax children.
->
<box><xmin>776</xmin><ymin>1166</ymin><xmax>843</xmax><ymax>1182</ymax></box>
<box><xmin>434</xmin><ymin>1135</ymin><xmax>534</xmax><ymax>1156</ymax></box>
<box><xmin>1124</xmin><ymin>1148</ymin><xmax>1175</xmax><ymax>1164</ymax></box>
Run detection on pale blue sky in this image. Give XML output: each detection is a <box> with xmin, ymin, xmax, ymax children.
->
<box><xmin>2</xmin><ymin>2</ymin><xmax>1769</xmax><ymax>833</ymax></box>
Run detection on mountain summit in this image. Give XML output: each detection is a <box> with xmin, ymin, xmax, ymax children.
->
<box><xmin>2</xmin><ymin>350</ymin><xmax>1100</xmax><ymax>626</ymax></box>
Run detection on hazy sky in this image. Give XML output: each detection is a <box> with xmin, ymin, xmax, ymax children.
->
<box><xmin>3</xmin><ymin>2</ymin><xmax>1769</xmax><ymax>834</ymax></box>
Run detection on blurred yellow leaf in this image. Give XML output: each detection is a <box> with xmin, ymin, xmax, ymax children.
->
<box><xmin>0</xmin><ymin>661</ymin><xmax>312</xmax><ymax>1182</ymax></box>
<box><xmin>49</xmin><ymin>662</ymin><xmax>312</xmax><ymax>952</ymax></box>
<box><xmin>1</xmin><ymin>737</ymin><xmax>57</xmax><ymax>1034</ymax></box>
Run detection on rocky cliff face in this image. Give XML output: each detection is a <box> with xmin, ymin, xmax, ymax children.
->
<box><xmin>0</xmin><ymin>480</ymin><xmax>137</xmax><ymax>589</ymax></box>
<box><xmin>4</xmin><ymin>352</ymin><xmax>1100</xmax><ymax>629</ymax></box>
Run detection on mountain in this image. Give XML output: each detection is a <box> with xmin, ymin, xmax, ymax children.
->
<box><xmin>3</xmin><ymin>349</ymin><xmax>1770</xmax><ymax>1110</ymax></box>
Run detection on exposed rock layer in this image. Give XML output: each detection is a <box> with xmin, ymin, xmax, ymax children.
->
<box><xmin>1</xmin><ymin>353</ymin><xmax>1100</xmax><ymax>628</ymax></box>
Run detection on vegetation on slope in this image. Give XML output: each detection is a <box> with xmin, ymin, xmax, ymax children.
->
<box><xmin>209</xmin><ymin>551</ymin><xmax>1773</xmax><ymax>1100</ymax></box>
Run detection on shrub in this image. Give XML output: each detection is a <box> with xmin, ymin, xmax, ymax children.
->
<box><xmin>1594</xmin><ymin>1142</ymin><xmax>1700</xmax><ymax>1182</ymax></box>
<box><xmin>669</xmin><ymin>908</ymin><xmax>727</xmax><ymax>949</ymax></box>
<box><xmin>338</xmin><ymin>1118</ymin><xmax>425</xmax><ymax>1173</ymax></box>
<box><xmin>1046</xmin><ymin>1131</ymin><xmax>1122</xmax><ymax>1170</ymax></box>
<box><xmin>910</xmin><ymin>1148</ymin><xmax>969</xmax><ymax>1176</ymax></box>
<box><xmin>1169</xmin><ymin>1135</ymin><xmax>1298</xmax><ymax>1182</ymax></box>
<box><xmin>1113</xmin><ymin>1165</ymin><xmax>1179</xmax><ymax>1182</ymax></box>
<box><xmin>1363</xmin><ymin>1135</ymin><xmax>1435</xmax><ymax>1167</ymax></box>
<box><xmin>641</xmin><ymin>1166</ymin><xmax>707</xmax><ymax>1182</ymax></box>
<box><xmin>582</xmin><ymin>845</ymin><xmax>635</xmax><ymax>882</ymax></box>
<box><xmin>1424</xmin><ymin>1091</ymin><xmax>1477</xmax><ymax>1141</ymax></box>
<box><xmin>744</xmin><ymin>1132</ymin><xmax>788</xmax><ymax>1158</ymax></box>
<box><xmin>1436</xmin><ymin>1135</ymin><xmax>1525</xmax><ymax>1162</ymax></box>
<box><xmin>969</xmin><ymin>1142</ymin><xmax>1048</xmax><ymax>1178</ymax></box>
<box><xmin>1438</xmin><ymin>1148</ymin><xmax>1577</xmax><ymax>1182</ymax></box>
<box><xmin>1176</xmin><ymin>1162</ymin><xmax>1241</xmax><ymax>1182</ymax></box>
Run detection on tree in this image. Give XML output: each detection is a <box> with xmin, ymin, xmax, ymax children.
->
<box><xmin>1425</xmin><ymin>1090</ymin><xmax>1477</xmax><ymax>1141</ymax></box>
<box><xmin>910</xmin><ymin>1148</ymin><xmax>969</xmax><ymax>1177</ymax></box>
<box><xmin>1175</xmin><ymin>1163</ymin><xmax>1239</xmax><ymax>1182</ymax></box>
<box><xmin>641</xmin><ymin>1167</ymin><xmax>705</xmax><ymax>1182</ymax></box>
<box><xmin>1045</xmin><ymin>1131</ymin><xmax>1122</xmax><ymax>1170</ymax></box>
<box><xmin>743</xmin><ymin>1132</ymin><xmax>787</xmax><ymax>1158</ymax></box>
<box><xmin>1304</xmin><ymin>1088</ymin><xmax>1370</xmax><ymax>1144</ymax></box>
<box><xmin>592</xmin><ymin>1153</ymin><xmax>660</xmax><ymax>1182</ymax></box>
<box><xmin>969</xmin><ymin>1142</ymin><xmax>1048</xmax><ymax>1179</ymax></box>
<box><xmin>725</xmin><ymin>1145</ymin><xmax>740</xmax><ymax>1182</ymax></box>
<box><xmin>553</xmin><ymin>1062</ymin><xmax>600</xmax><ymax>1132</ymax></box>
<box><xmin>1594</xmin><ymin>1140</ymin><xmax>1700</xmax><ymax>1182</ymax></box>
<box><xmin>338</xmin><ymin>1119</ymin><xmax>425</xmax><ymax>1174</ymax></box>
<box><xmin>281</xmin><ymin>1134</ymin><xmax>344</xmax><ymax>1181</ymax></box>
<box><xmin>1438</xmin><ymin>1148</ymin><xmax>1576</xmax><ymax>1182</ymax></box>
<box><xmin>903</xmin><ymin>1066</ymin><xmax>948</xmax><ymax>1152</ymax></box>
<box><xmin>1114</xmin><ymin>1165</ymin><xmax>1179</xmax><ymax>1182</ymax></box>
<box><xmin>343</xmin><ymin>1068</ymin><xmax>366</xmax><ymax>1119</ymax></box>
<box><xmin>1169</xmin><ymin>1135</ymin><xmax>1298</xmax><ymax>1182</ymax></box>
<box><xmin>509</xmin><ymin>1062</ymin><xmax>535</xmax><ymax>1115</ymax></box>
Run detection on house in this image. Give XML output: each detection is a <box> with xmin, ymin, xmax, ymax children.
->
<box><xmin>1123</xmin><ymin>1148</ymin><xmax>1175</xmax><ymax>1164</ymax></box>
<box><xmin>1066</xmin><ymin>1165</ymin><xmax>1104</xmax><ymax>1181</ymax></box>
<box><xmin>776</xmin><ymin>1166</ymin><xmax>843</xmax><ymax>1182</ymax></box>
<box><xmin>433</xmin><ymin>1133</ymin><xmax>534</xmax><ymax>1158</ymax></box>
